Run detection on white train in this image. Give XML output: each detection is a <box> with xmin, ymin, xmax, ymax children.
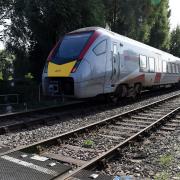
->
<box><xmin>42</xmin><ymin>27</ymin><xmax>180</xmax><ymax>100</ymax></box>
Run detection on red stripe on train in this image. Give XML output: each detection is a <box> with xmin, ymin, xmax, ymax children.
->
<box><xmin>154</xmin><ymin>73</ymin><xmax>161</xmax><ymax>83</ymax></box>
<box><xmin>133</xmin><ymin>74</ymin><xmax>145</xmax><ymax>82</ymax></box>
<box><xmin>78</xmin><ymin>31</ymin><xmax>101</xmax><ymax>60</ymax></box>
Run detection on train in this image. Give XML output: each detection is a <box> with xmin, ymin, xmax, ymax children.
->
<box><xmin>42</xmin><ymin>27</ymin><xmax>180</xmax><ymax>101</ymax></box>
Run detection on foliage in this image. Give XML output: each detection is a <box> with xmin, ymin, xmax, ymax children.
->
<box><xmin>104</xmin><ymin>0</ymin><xmax>159</xmax><ymax>43</ymax></box>
<box><xmin>25</xmin><ymin>73</ymin><xmax>34</xmax><ymax>79</ymax></box>
<box><xmin>159</xmin><ymin>154</ymin><xmax>173</xmax><ymax>167</ymax></box>
<box><xmin>148</xmin><ymin>0</ymin><xmax>170</xmax><ymax>50</ymax></box>
<box><xmin>0</xmin><ymin>0</ymin><xmax>173</xmax><ymax>81</ymax></box>
<box><xmin>154</xmin><ymin>171</ymin><xmax>169</xmax><ymax>180</ymax></box>
<box><xmin>170</xmin><ymin>26</ymin><xmax>180</xmax><ymax>57</ymax></box>
<box><xmin>83</xmin><ymin>140</ymin><xmax>94</xmax><ymax>147</ymax></box>
<box><xmin>0</xmin><ymin>50</ymin><xmax>14</xmax><ymax>80</ymax></box>
<box><xmin>104</xmin><ymin>0</ymin><xmax>170</xmax><ymax>50</ymax></box>
<box><xmin>2</xmin><ymin>0</ymin><xmax>105</xmax><ymax>80</ymax></box>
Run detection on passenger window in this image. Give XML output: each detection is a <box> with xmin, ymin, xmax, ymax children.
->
<box><xmin>140</xmin><ymin>55</ymin><xmax>147</xmax><ymax>70</ymax></box>
<box><xmin>148</xmin><ymin>57</ymin><xmax>155</xmax><ymax>72</ymax></box>
<box><xmin>158</xmin><ymin>59</ymin><xmax>162</xmax><ymax>72</ymax></box>
<box><xmin>93</xmin><ymin>40</ymin><xmax>107</xmax><ymax>56</ymax></box>
<box><xmin>113</xmin><ymin>44</ymin><xmax>118</xmax><ymax>55</ymax></box>
<box><xmin>172</xmin><ymin>64</ymin><xmax>176</xmax><ymax>73</ymax></box>
<box><xmin>176</xmin><ymin>64</ymin><xmax>179</xmax><ymax>74</ymax></box>
<box><xmin>162</xmin><ymin>61</ymin><xmax>167</xmax><ymax>73</ymax></box>
<box><xmin>167</xmin><ymin>63</ymin><xmax>171</xmax><ymax>73</ymax></box>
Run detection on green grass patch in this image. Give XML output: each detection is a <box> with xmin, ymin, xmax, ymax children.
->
<box><xmin>154</xmin><ymin>171</ymin><xmax>170</xmax><ymax>180</ymax></box>
<box><xmin>159</xmin><ymin>154</ymin><xmax>174</xmax><ymax>167</ymax></box>
<box><xmin>83</xmin><ymin>140</ymin><xmax>94</xmax><ymax>148</ymax></box>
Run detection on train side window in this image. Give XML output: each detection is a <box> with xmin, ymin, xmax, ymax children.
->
<box><xmin>162</xmin><ymin>61</ymin><xmax>167</xmax><ymax>73</ymax></box>
<box><xmin>172</xmin><ymin>64</ymin><xmax>176</xmax><ymax>73</ymax></box>
<box><xmin>167</xmin><ymin>63</ymin><xmax>171</xmax><ymax>73</ymax></box>
<box><xmin>93</xmin><ymin>40</ymin><xmax>107</xmax><ymax>56</ymax></box>
<box><xmin>176</xmin><ymin>64</ymin><xmax>179</xmax><ymax>74</ymax></box>
<box><xmin>148</xmin><ymin>57</ymin><xmax>155</xmax><ymax>72</ymax></box>
<box><xmin>140</xmin><ymin>55</ymin><xmax>147</xmax><ymax>71</ymax></box>
<box><xmin>158</xmin><ymin>59</ymin><xmax>162</xmax><ymax>72</ymax></box>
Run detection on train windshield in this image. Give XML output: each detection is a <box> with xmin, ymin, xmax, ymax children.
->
<box><xmin>51</xmin><ymin>32</ymin><xmax>93</xmax><ymax>65</ymax></box>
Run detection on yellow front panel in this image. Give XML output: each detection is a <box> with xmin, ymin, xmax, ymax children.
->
<box><xmin>48</xmin><ymin>61</ymin><xmax>76</xmax><ymax>77</ymax></box>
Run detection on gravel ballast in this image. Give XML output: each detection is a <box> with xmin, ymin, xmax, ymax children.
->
<box><xmin>101</xmin><ymin>126</ymin><xmax>180</xmax><ymax>179</ymax></box>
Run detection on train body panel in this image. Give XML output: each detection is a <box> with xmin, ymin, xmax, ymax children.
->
<box><xmin>42</xmin><ymin>27</ymin><xmax>180</xmax><ymax>99</ymax></box>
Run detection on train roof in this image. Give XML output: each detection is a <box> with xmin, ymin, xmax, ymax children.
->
<box><xmin>70</xmin><ymin>27</ymin><xmax>180</xmax><ymax>61</ymax></box>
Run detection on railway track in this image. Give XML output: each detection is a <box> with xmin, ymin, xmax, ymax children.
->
<box><xmin>0</xmin><ymin>91</ymin><xmax>180</xmax><ymax>180</ymax></box>
<box><xmin>0</xmin><ymin>101</ymin><xmax>86</xmax><ymax>135</ymax></box>
<box><xmin>0</xmin><ymin>88</ymin><xmax>178</xmax><ymax>136</ymax></box>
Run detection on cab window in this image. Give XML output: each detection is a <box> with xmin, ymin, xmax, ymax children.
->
<box><xmin>93</xmin><ymin>40</ymin><xmax>107</xmax><ymax>56</ymax></box>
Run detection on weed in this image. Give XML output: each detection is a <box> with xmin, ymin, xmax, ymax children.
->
<box><xmin>154</xmin><ymin>171</ymin><xmax>170</xmax><ymax>180</ymax></box>
<box><xmin>83</xmin><ymin>139</ymin><xmax>94</xmax><ymax>147</ymax></box>
<box><xmin>159</xmin><ymin>154</ymin><xmax>173</xmax><ymax>167</ymax></box>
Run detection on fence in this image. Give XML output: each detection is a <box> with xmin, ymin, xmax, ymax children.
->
<box><xmin>0</xmin><ymin>94</ymin><xmax>19</xmax><ymax>106</ymax></box>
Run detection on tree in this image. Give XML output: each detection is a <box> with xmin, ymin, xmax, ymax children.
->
<box><xmin>104</xmin><ymin>0</ymin><xmax>171</xmax><ymax>49</ymax></box>
<box><xmin>148</xmin><ymin>0</ymin><xmax>170</xmax><ymax>50</ymax></box>
<box><xmin>2</xmin><ymin>0</ymin><xmax>105</xmax><ymax>80</ymax></box>
<box><xmin>0</xmin><ymin>50</ymin><xmax>14</xmax><ymax>80</ymax></box>
<box><xmin>103</xmin><ymin>0</ymin><xmax>157</xmax><ymax>43</ymax></box>
<box><xmin>170</xmin><ymin>26</ymin><xmax>180</xmax><ymax>57</ymax></box>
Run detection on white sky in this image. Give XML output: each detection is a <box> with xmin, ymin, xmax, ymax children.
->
<box><xmin>0</xmin><ymin>0</ymin><xmax>180</xmax><ymax>50</ymax></box>
<box><xmin>169</xmin><ymin>0</ymin><xmax>180</xmax><ymax>30</ymax></box>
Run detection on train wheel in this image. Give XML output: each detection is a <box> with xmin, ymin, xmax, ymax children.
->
<box><xmin>134</xmin><ymin>84</ymin><xmax>142</xmax><ymax>97</ymax></box>
<box><xmin>131</xmin><ymin>89</ymin><xmax>137</xmax><ymax>100</ymax></box>
<box><xmin>110</xmin><ymin>85</ymin><xmax>127</xmax><ymax>103</ymax></box>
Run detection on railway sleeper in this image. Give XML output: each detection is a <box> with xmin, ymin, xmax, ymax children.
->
<box><xmin>99</xmin><ymin>129</ymin><xmax>133</xmax><ymax>138</ymax></box>
<box><xmin>109</xmin><ymin>125</ymin><xmax>141</xmax><ymax>132</ymax></box>
<box><xmin>99</xmin><ymin>134</ymin><xmax>124</xmax><ymax>140</ymax></box>
<box><xmin>130</xmin><ymin>116</ymin><xmax>157</xmax><ymax>121</ymax></box>
<box><xmin>43</xmin><ymin>152</ymin><xmax>86</xmax><ymax>166</ymax></box>
<box><xmin>137</xmin><ymin>113</ymin><xmax>162</xmax><ymax>117</ymax></box>
<box><xmin>123</xmin><ymin>119</ymin><xmax>153</xmax><ymax>124</ymax></box>
<box><xmin>115</xmin><ymin>122</ymin><xmax>147</xmax><ymax>128</ymax></box>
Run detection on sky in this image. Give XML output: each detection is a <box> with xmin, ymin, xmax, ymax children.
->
<box><xmin>0</xmin><ymin>0</ymin><xmax>180</xmax><ymax>50</ymax></box>
<box><xmin>169</xmin><ymin>0</ymin><xmax>180</xmax><ymax>30</ymax></box>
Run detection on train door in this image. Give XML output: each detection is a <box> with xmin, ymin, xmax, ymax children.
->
<box><xmin>111</xmin><ymin>43</ymin><xmax>120</xmax><ymax>84</ymax></box>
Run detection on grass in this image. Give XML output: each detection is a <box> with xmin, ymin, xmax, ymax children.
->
<box><xmin>154</xmin><ymin>171</ymin><xmax>170</xmax><ymax>180</ymax></box>
<box><xmin>159</xmin><ymin>154</ymin><xmax>174</xmax><ymax>167</ymax></box>
<box><xmin>83</xmin><ymin>140</ymin><xmax>94</xmax><ymax>148</ymax></box>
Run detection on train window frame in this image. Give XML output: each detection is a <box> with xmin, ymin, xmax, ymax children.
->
<box><xmin>93</xmin><ymin>39</ymin><xmax>107</xmax><ymax>56</ymax></box>
<box><xmin>162</xmin><ymin>61</ymin><xmax>167</xmax><ymax>73</ymax></box>
<box><xmin>148</xmin><ymin>57</ymin><xmax>155</xmax><ymax>73</ymax></box>
<box><xmin>176</xmin><ymin>64</ymin><xmax>179</xmax><ymax>74</ymax></box>
<box><xmin>178</xmin><ymin>64</ymin><xmax>180</xmax><ymax>74</ymax></box>
<box><xmin>158</xmin><ymin>59</ymin><xmax>162</xmax><ymax>73</ymax></box>
<box><xmin>139</xmin><ymin>54</ymin><xmax>147</xmax><ymax>71</ymax></box>
<box><xmin>172</xmin><ymin>63</ymin><xmax>176</xmax><ymax>74</ymax></box>
<box><xmin>167</xmin><ymin>63</ymin><xmax>171</xmax><ymax>73</ymax></box>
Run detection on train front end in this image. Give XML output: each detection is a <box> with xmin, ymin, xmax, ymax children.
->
<box><xmin>42</xmin><ymin>30</ymin><xmax>100</xmax><ymax>98</ymax></box>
